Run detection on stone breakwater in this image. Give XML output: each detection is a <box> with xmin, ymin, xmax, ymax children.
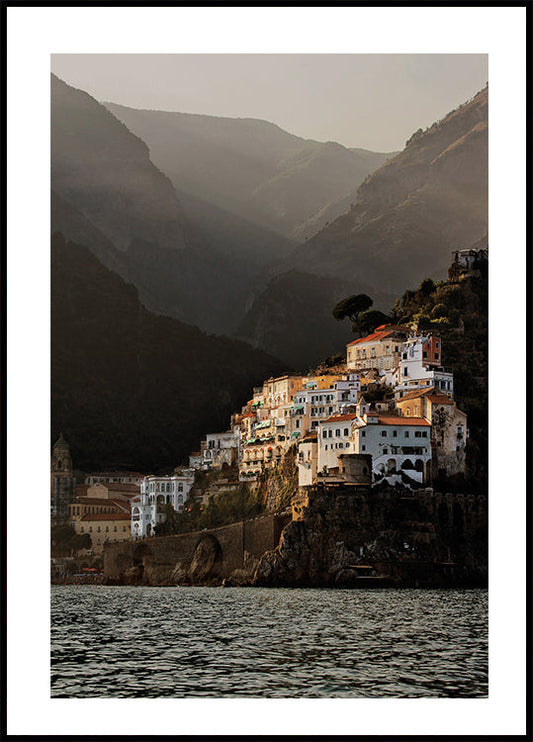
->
<box><xmin>103</xmin><ymin>487</ymin><xmax>487</xmax><ymax>588</ymax></box>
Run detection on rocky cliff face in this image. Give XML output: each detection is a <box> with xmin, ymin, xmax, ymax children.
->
<box><xmin>253</xmin><ymin>487</ymin><xmax>487</xmax><ymax>588</ymax></box>
<box><xmin>238</xmin><ymin>87</ymin><xmax>488</xmax><ymax>368</ymax></box>
<box><xmin>283</xmin><ymin>86</ymin><xmax>488</xmax><ymax>304</ymax></box>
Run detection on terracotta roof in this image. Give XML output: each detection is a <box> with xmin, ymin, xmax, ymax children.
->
<box><xmin>347</xmin><ymin>325</ymin><xmax>410</xmax><ymax>347</ymax></box>
<box><xmin>378</xmin><ymin>416</ymin><xmax>430</xmax><ymax>426</ymax></box>
<box><xmin>397</xmin><ymin>388</ymin><xmax>453</xmax><ymax>405</ymax></box>
<box><xmin>300</xmin><ymin>432</ymin><xmax>318</xmax><ymax>442</ymax></box>
<box><xmin>71</xmin><ymin>497</ymin><xmax>129</xmax><ymax>506</ymax></box>
<box><xmin>87</xmin><ymin>471</ymin><xmax>144</xmax><ymax>477</ymax></box>
<box><xmin>322</xmin><ymin>413</ymin><xmax>358</xmax><ymax>424</ymax></box>
<box><xmin>424</xmin><ymin>394</ymin><xmax>453</xmax><ymax>405</ymax></box>
<box><xmin>80</xmin><ymin>512</ymin><xmax>131</xmax><ymax>522</ymax></box>
<box><xmin>90</xmin><ymin>482</ymin><xmax>140</xmax><ymax>492</ymax></box>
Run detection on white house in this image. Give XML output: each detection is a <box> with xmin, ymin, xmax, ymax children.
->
<box><xmin>201</xmin><ymin>430</ymin><xmax>240</xmax><ymax>469</ymax></box>
<box><xmin>393</xmin><ymin>335</ymin><xmax>454</xmax><ymax>399</ymax></box>
<box><xmin>131</xmin><ymin>473</ymin><xmax>194</xmax><ymax>539</ymax></box>
<box><xmin>297</xmin><ymin>432</ymin><xmax>318</xmax><ymax>486</ymax></box>
<box><xmin>352</xmin><ymin>412</ymin><xmax>432</xmax><ymax>483</ymax></box>
<box><xmin>317</xmin><ymin>413</ymin><xmax>358</xmax><ymax>473</ymax></box>
<box><xmin>289</xmin><ymin>375</ymin><xmax>360</xmax><ymax>442</ymax></box>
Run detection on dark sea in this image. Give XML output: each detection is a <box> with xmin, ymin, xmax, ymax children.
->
<box><xmin>51</xmin><ymin>585</ymin><xmax>487</xmax><ymax>698</ymax></box>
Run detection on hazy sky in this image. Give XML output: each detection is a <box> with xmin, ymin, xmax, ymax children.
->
<box><xmin>51</xmin><ymin>54</ymin><xmax>487</xmax><ymax>152</ymax></box>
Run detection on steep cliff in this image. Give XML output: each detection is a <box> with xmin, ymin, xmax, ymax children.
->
<box><xmin>286</xmin><ymin>86</ymin><xmax>487</xmax><ymax>301</ymax></box>
<box><xmin>51</xmin><ymin>74</ymin><xmax>290</xmax><ymax>336</ymax></box>
<box><xmin>254</xmin><ymin>487</ymin><xmax>487</xmax><ymax>588</ymax></box>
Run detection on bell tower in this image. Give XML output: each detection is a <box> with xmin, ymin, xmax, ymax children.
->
<box><xmin>51</xmin><ymin>433</ymin><xmax>76</xmax><ymax>525</ymax></box>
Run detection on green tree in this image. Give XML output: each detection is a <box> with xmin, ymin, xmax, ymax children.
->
<box><xmin>431</xmin><ymin>303</ymin><xmax>448</xmax><ymax>319</ymax></box>
<box><xmin>357</xmin><ymin>309</ymin><xmax>391</xmax><ymax>335</ymax></box>
<box><xmin>413</xmin><ymin>313</ymin><xmax>432</xmax><ymax>331</ymax></box>
<box><xmin>332</xmin><ymin>294</ymin><xmax>373</xmax><ymax>335</ymax></box>
<box><xmin>417</xmin><ymin>278</ymin><xmax>435</xmax><ymax>298</ymax></box>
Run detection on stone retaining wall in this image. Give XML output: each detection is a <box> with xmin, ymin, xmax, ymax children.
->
<box><xmin>103</xmin><ymin>513</ymin><xmax>291</xmax><ymax>585</ymax></box>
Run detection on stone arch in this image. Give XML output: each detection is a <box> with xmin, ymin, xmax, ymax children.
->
<box><xmin>387</xmin><ymin>458</ymin><xmax>397</xmax><ymax>473</ymax></box>
<box><xmin>401</xmin><ymin>459</ymin><xmax>414</xmax><ymax>470</ymax></box>
<box><xmin>415</xmin><ymin>459</ymin><xmax>424</xmax><ymax>472</ymax></box>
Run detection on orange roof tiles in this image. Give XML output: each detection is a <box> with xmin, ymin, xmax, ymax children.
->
<box><xmin>322</xmin><ymin>413</ymin><xmax>358</xmax><ymax>424</ymax></box>
<box><xmin>80</xmin><ymin>512</ymin><xmax>131</xmax><ymax>521</ymax></box>
<box><xmin>347</xmin><ymin>325</ymin><xmax>410</xmax><ymax>347</ymax></box>
<box><xmin>424</xmin><ymin>394</ymin><xmax>453</xmax><ymax>405</ymax></box>
<box><xmin>378</xmin><ymin>416</ymin><xmax>430</xmax><ymax>426</ymax></box>
<box><xmin>71</xmin><ymin>497</ymin><xmax>128</xmax><ymax>506</ymax></box>
<box><xmin>398</xmin><ymin>388</ymin><xmax>453</xmax><ymax>405</ymax></box>
<box><xmin>90</xmin><ymin>482</ymin><xmax>140</xmax><ymax>492</ymax></box>
<box><xmin>87</xmin><ymin>471</ymin><xmax>144</xmax><ymax>478</ymax></box>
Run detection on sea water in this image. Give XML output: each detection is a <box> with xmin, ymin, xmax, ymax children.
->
<box><xmin>51</xmin><ymin>585</ymin><xmax>487</xmax><ymax>698</ymax></box>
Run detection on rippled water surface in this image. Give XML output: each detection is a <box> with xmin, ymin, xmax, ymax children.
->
<box><xmin>51</xmin><ymin>586</ymin><xmax>487</xmax><ymax>697</ymax></box>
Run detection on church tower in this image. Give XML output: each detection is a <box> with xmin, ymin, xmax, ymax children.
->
<box><xmin>51</xmin><ymin>433</ymin><xmax>76</xmax><ymax>525</ymax></box>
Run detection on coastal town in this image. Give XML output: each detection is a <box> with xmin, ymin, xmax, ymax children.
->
<box><xmin>50</xmin><ymin>250</ymin><xmax>484</xmax><ymax>566</ymax></box>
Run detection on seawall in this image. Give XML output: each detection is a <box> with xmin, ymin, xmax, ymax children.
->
<box><xmin>103</xmin><ymin>512</ymin><xmax>291</xmax><ymax>586</ymax></box>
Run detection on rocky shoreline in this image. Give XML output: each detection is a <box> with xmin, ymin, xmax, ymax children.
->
<box><xmin>100</xmin><ymin>486</ymin><xmax>487</xmax><ymax>589</ymax></box>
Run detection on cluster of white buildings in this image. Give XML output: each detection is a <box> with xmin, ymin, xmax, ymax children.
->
<box><xmin>67</xmin><ymin>322</ymin><xmax>468</xmax><ymax>545</ymax></box>
<box><xmin>175</xmin><ymin>323</ymin><xmax>468</xmax><ymax>496</ymax></box>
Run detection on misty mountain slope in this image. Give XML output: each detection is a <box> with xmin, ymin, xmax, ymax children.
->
<box><xmin>238</xmin><ymin>87</ymin><xmax>487</xmax><ymax>369</ymax></box>
<box><xmin>285</xmin><ymin>86</ymin><xmax>488</xmax><ymax>299</ymax></box>
<box><xmin>51</xmin><ymin>74</ymin><xmax>293</xmax><ymax>335</ymax></box>
<box><xmin>104</xmin><ymin>101</ymin><xmax>394</xmax><ymax>240</ymax></box>
<box><xmin>52</xmin><ymin>232</ymin><xmax>286</xmax><ymax>472</ymax></box>
<box><xmin>175</xmin><ymin>190</ymin><xmax>297</xmax><ymax>272</ymax></box>
<box><xmin>52</xmin><ymin>73</ymin><xmax>187</xmax><ymax>254</ymax></box>
<box><xmin>236</xmin><ymin>270</ymin><xmax>394</xmax><ymax>371</ymax></box>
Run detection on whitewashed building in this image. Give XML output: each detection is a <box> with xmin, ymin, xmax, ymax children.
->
<box><xmin>352</xmin><ymin>412</ymin><xmax>432</xmax><ymax>483</ymax></box>
<box><xmin>289</xmin><ymin>375</ymin><xmax>361</xmax><ymax>442</ymax></box>
<box><xmin>297</xmin><ymin>432</ymin><xmax>319</xmax><ymax>486</ymax></box>
<box><xmin>131</xmin><ymin>473</ymin><xmax>194</xmax><ymax>539</ymax></box>
<box><xmin>317</xmin><ymin>413</ymin><xmax>359</xmax><ymax>473</ymax></box>
<box><xmin>393</xmin><ymin>335</ymin><xmax>454</xmax><ymax>399</ymax></box>
<box><xmin>201</xmin><ymin>430</ymin><xmax>240</xmax><ymax>469</ymax></box>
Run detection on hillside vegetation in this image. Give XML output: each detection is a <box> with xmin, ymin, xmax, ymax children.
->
<box><xmin>393</xmin><ymin>257</ymin><xmax>488</xmax><ymax>491</ymax></box>
<box><xmin>52</xmin><ymin>233</ymin><xmax>285</xmax><ymax>472</ymax></box>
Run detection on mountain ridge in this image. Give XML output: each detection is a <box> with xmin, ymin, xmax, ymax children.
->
<box><xmin>104</xmin><ymin>100</ymin><xmax>395</xmax><ymax>241</ymax></box>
